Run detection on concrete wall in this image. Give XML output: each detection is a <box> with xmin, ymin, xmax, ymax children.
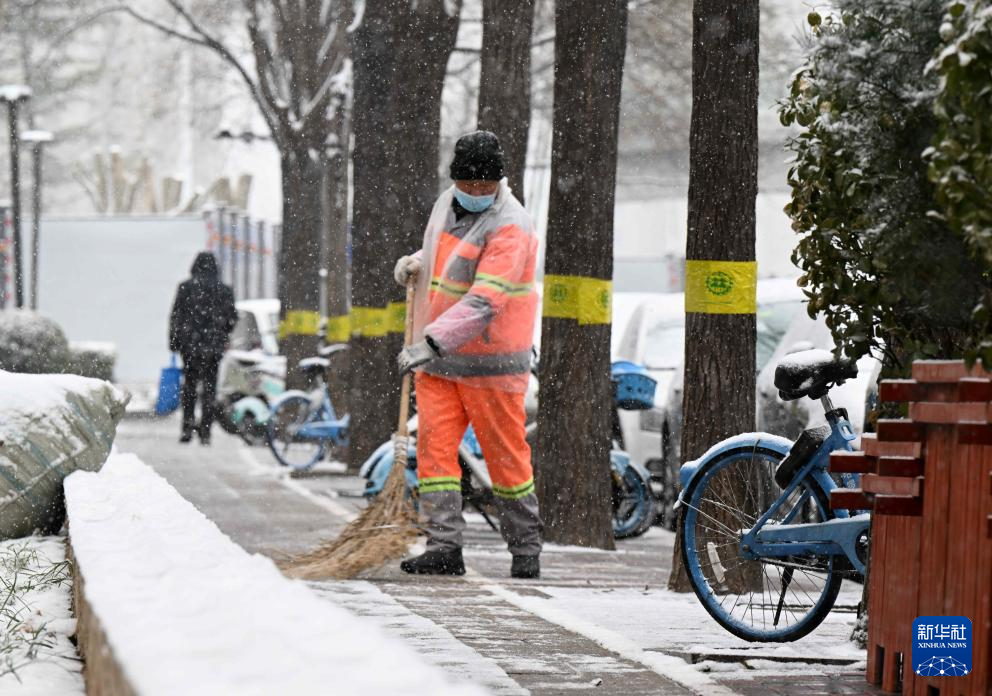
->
<box><xmin>35</xmin><ymin>216</ymin><xmax>210</xmax><ymax>384</ymax></box>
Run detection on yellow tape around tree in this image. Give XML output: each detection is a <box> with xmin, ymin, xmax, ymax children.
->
<box><xmin>349</xmin><ymin>302</ymin><xmax>406</xmax><ymax>338</ymax></box>
<box><xmin>279</xmin><ymin>310</ymin><xmax>321</xmax><ymax>339</ymax></box>
<box><xmin>324</xmin><ymin>315</ymin><xmax>351</xmax><ymax>343</ymax></box>
<box><xmin>542</xmin><ymin>274</ymin><xmax>612</xmax><ymax>325</ymax></box>
<box><xmin>279</xmin><ymin>304</ymin><xmax>407</xmax><ymax>341</ymax></box>
<box><xmin>685</xmin><ymin>260</ymin><xmax>757</xmax><ymax>315</ymax></box>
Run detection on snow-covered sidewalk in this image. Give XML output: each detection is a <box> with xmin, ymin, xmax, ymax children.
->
<box><xmin>0</xmin><ymin>536</ymin><xmax>83</xmax><ymax>695</ymax></box>
<box><xmin>491</xmin><ymin>579</ymin><xmax>865</xmax><ymax>677</ymax></box>
<box><xmin>64</xmin><ymin>451</ymin><xmax>484</xmax><ymax>696</ymax></box>
<box><xmin>110</xmin><ymin>416</ymin><xmax>873</xmax><ymax>696</ymax></box>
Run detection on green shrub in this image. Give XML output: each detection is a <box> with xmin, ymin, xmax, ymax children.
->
<box><xmin>67</xmin><ymin>343</ymin><xmax>116</xmax><ymax>382</ymax></box>
<box><xmin>0</xmin><ymin>312</ymin><xmax>117</xmax><ymax>381</ymax></box>
<box><xmin>780</xmin><ymin>1</ymin><xmax>985</xmax><ymax>369</ymax></box>
<box><xmin>925</xmin><ymin>0</ymin><xmax>992</xmax><ymax>363</ymax></box>
<box><xmin>0</xmin><ymin>311</ymin><xmax>72</xmax><ymax>375</ymax></box>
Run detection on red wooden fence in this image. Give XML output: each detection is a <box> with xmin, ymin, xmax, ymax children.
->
<box><xmin>829</xmin><ymin>360</ymin><xmax>992</xmax><ymax>696</ymax></box>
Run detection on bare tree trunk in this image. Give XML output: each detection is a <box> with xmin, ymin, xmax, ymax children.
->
<box><xmin>535</xmin><ymin>0</ymin><xmax>628</xmax><ymax>550</ymax></box>
<box><xmin>478</xmin><ymin>0</ymin><xmax>535</xmax><ymax>204</ymax></box>
<box><xmin>324</xmin><ymin>99</ymin><xmax>350</xmax><ymax>346</ymax></box>
<box><xmin>349</xmin><ymin>0</ymin><xmax>460</xmax><ymax>465</ymax></box>
<box><xmin>280</xmin><ymin>150</ymin><xmax>323</xmax><ymax>389</ymax></box>
<box><xmin>322</xmin><ymin>7</ymin><xmax>354</xmax><ymax>441</ymax></box>
<box><xmin>669</xmin><ymin>0</ymin><xmax>759</xmax><ymax>591</ymax></box>
<box><xmin>323</xmin><ymin>140</ymin><xmax>351</xmax><ymax>413</ymax></box>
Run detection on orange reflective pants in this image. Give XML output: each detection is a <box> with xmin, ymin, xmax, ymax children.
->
<box><xmin>415</xmin><ymin>372</ymin><xmax>541</xmax><ymax>555</ymax></box>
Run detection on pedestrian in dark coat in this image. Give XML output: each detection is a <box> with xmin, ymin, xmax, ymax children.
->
<box><xmin>169</xmin><ymin>252</ymin><xmax>237</xmax><ymax>444</ymax></box>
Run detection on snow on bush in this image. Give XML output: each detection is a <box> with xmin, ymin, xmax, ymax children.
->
<box><xmin>926</xmin><ymin>0</ymin><xmax>992</xmax><ymax>364</ymax></box>
<box><xmin>0</xmin><ymin>310</ymin><xmax>72</xmax><ymax>374</ymax></box>
<box><xmin>64</xmin><ymin>453</ymin><xmax>483</xmax><ymax>696</ymax></box>
<box><xmin>67</xmin><ymin>342</ymin><xmax>116</xmax><ymax>382</ymax></box>
<box><xmin>0</xmin><ymin>311</ymin><xmax>117</xmax><ymax>380</ymax></box>
<box><xmin>0</xmin><ymin>536</ymin><xmax>83</xmax><ymax>695</ymax></box>
<box><xmin>780</xmin><ymin>1</ymin><xmax>984</xmax><ymax>368</ymax></box>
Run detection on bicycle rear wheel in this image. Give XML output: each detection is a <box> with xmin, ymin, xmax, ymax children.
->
<box><xmin>679</xmin><ymin>446</ymin><xmax>842</xmax><ymax>642</ymax></box>
<box><xmin>266</xmin><ymin>392</ymin><xmax>327</xmax><ymax>470</ymax></box>
<box><xmin>612</xmin><ymin>458</ymin><xmax>656</xmax><ymax>539</ymax></box>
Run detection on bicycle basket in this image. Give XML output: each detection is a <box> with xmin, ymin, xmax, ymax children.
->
<box><xmin>610</xmin><ymin>361</ymin><xmax>657</xmax><ymax>411</ymax></box>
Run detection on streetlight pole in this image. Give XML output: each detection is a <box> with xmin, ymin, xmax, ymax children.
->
<box><xmin>21</xmin><ymin>130</ymin><xmax>52</xmax><ymax>311</ymax></box>
<box><xmin>0</xmin><ymin>85</ymin><xmax>32</xmax><ymax>309</ymax></box>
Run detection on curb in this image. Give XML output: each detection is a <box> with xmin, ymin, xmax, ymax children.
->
<box><xmin>68</xmin><ymin>540</ymin><xmax>138</xmax><ymax>696</ymax></box>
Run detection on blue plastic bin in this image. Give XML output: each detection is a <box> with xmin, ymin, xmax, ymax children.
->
<box><xmin>611</xmin><ymin>360</ymin><xmax>657</xmax><ymax>410</ymax></box>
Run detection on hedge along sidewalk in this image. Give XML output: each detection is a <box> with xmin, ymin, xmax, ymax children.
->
<box><xmin>65</xmin><ymin>452</ymin><xmax>484</xmax><ymax>696</ymax></box>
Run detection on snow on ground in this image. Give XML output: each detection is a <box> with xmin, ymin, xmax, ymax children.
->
<box><xmin>311</xmin><ymin>581</ymin><xmax>528</xmax><ymax>695</ymax></box>
<box><xmin>476</xmin><ymin>577</ymin><xmax>740</xmax><ymax>696</ymax></box>
<box><xmin>65</xmin><ymin>451</ymin><xmax>486</xmax><ymax>696</ymax></box>
<box><xmin>235</xmin><ymin>445</ymin><xmax>359</xmax><ymax>522</ymax></box>
<box><xmin>0</xmin><ymin>536</ymin><xmax>84</xmax><ymax>696</ymax></box>
<box><xmin>513</xmin><ymin>582</ymin><xmax>865</xmax><ymax>679</ymax></box>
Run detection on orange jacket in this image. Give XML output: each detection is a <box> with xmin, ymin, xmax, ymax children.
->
<box><xmin>412</xmin><ymin>180</ymin><xmax>538</xmax><ymax>393</ymax></box>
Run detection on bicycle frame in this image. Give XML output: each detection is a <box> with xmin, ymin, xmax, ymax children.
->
<box><xmin>740</xmin><ymin>400</ymin><xmax>870</xmax><ymax>575</ymax></box>
<box><xmin>294</xmin><ymin>384</ymin><xmax>349</xmax><ymax>445</ymax></box>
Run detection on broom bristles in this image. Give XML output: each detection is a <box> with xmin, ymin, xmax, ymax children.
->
<box><xmin>280</xmin><ymin>447</ymin><xmax>420</xmax><ymax>580</ymax></box>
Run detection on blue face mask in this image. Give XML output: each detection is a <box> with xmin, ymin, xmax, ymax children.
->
<box><xmin>454</xmin><ymin>188</ymin><xmax>496</xmax><ymax>213</ymax></box>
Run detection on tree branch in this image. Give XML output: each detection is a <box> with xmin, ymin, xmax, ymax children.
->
<box><xmin>36</xmin><ymin>7</ymin><xmax>123</xmax><ymax>72</ymax></box>
<box><xmin>244</xmin><ymin>1</ymin><xmax>292</xmax><ymax>145</ymax></box>
<box><xmin>154</xmin><ymin>0</ymin><xmax>284</xmax><ymax>149</ymax></box>
<box><xmin>112</xmin><ymin>5</ymin><xmax>211</xmax><ymax>48</ymax></box>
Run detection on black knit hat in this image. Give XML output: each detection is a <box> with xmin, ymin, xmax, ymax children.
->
<box><xmin>449</xmin><ymin>130</ymin><xmax>504</xmax><ymax>181</ymax></box>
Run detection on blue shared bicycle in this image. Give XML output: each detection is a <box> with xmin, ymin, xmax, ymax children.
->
<box><xmin>265</xmin><ymin>346</ymin><xmax>350</xmax><ymax>469</ymax></box>
<box><xmin>677</xmin><ymin>349</ymin><xmax>870</xmax><ymax>642</ymax></box>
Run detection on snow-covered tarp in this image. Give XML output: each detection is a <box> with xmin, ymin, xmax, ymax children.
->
<box><xmin>0</xmin><ymin>536</ymin><xmax>84</xmax><ymax>695</ymax></box>
<box><xmin>0</xmin><ymin>371</ymin><xmax>128</xmax><ymax>540</ymax></box>
<box><xmin>64</xmin><ymin>452</ymin><xmax>485</xmax><ymax>696</ymax></box>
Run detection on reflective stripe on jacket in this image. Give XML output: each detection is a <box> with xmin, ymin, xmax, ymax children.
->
<box><xmin>411</xmin><ymin>179</ymin><xmax>538</xmax><ymax>393</ymax></box>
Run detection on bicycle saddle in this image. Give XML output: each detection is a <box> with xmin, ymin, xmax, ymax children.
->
<box><xmin>298</xmin><ymin>356</ymin><xmax>330</xmax><ymax>372</ymax></box>
<box><xmin>774</xmin><ymin>348</ymin><xmax>858</xmax><ymax>401</ymax></box>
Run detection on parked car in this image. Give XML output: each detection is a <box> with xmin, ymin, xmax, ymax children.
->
<box><xmin>227</xmin><ymin>298</ymin><xmax>281</xmax><ymax>355</ymax></box>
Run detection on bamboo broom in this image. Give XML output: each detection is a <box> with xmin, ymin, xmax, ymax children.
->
<box><xmin>281</xmin><ymin>282</ymin><xmax>420</xmax><ymax>580</ymax></box>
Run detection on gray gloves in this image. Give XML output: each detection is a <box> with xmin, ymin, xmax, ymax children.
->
<box><xmin>398</xmin><ymin>338</ymin><xmax>440</xmax><ymax>374</ymax></box>
<box><xmin>394</xmin><ymin>255</ymin><xmax>422</xmax><ymax>286</ymax></box>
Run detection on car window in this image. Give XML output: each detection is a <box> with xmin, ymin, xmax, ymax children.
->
<box><xmin>756</xmin><ymin>300</ymin><xmax>803</xmax><ymax>371</ymax></box>
<box><xmin>642</xmin><ymin>318</ymin><xmax>685</xmax><ymax>369</ymax></box>
<box><xmin>230</xmin><ymin>311</ymin><xmax>262</xmax><ymax>351</ymax></box>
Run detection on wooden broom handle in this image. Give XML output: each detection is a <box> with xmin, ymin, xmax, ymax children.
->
<box><xmin>397</xmin><ymin>281</ymin><xmax>416</xmax><ymax>437</ymax></box>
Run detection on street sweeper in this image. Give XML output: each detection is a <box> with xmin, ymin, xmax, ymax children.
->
<box><xmin>394</xmin><ymin>130</ymin><xmax>543</xmax><ymax>579</ymax></box>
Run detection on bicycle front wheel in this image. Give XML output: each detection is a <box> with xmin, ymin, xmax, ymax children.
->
<box><xmin>679</xmin><ymin>446</ymin><xmax>842</xmax><ymax>642</ymax></box>
<box><xmin>266</xmin><ymin>393</ymin><xmax>327</xmax><ymax>470</ymax></box>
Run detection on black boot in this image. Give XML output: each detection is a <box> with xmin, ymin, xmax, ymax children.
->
<box><xmin>197</xmin><ymin>425</ymin><xmax>211</xmax><ymax>445</ymax></box>
<box><xmin>511</xmin><ymin>555</ymin><xmax>540</xmax><ymax>579</ymax></box>
<box><xmin>400</xmin><ymin>548</ymin><xmax>465</xmax><ymax>576</ymax></box>
<box><xmin>180</xmin><ymin>425</ymin><xmax>194</xmax><ymax>443</ymax></box>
